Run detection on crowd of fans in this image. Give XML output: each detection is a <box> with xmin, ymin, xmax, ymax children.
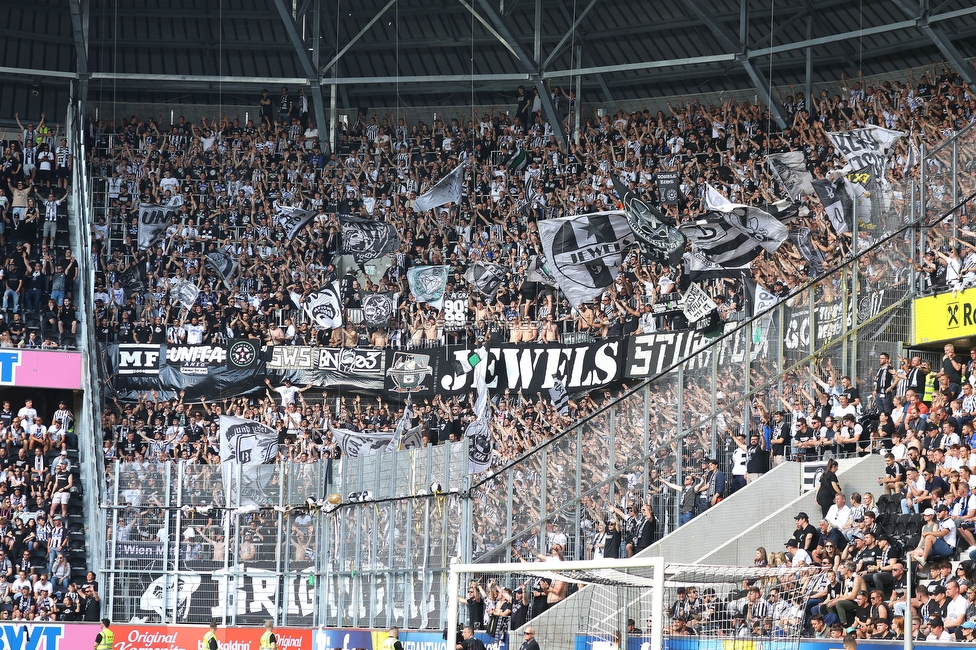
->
<box><xmin>0</xmin><ymin>113</ymin><xmax>80</xmax><ymax>348</ymax></box>
<box><xmin>82</xmin><ymin>64</ymin><xmax>976</xmax><ymax>557</ymax></box>
<box><xmin>0</xmin><ymin>396</ymin><xmax>99</xmax><ymax>622</ymax></box>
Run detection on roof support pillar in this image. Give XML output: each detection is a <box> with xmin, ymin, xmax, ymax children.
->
<box><xmin>681</xmin><ymin>0</ymin><xmax>788</xmax><ymax>129</ymax></box>
<box><xmin>475</xmin><ymin>0</ymin><xmax>568</xmax><ymax>150</ymax></box>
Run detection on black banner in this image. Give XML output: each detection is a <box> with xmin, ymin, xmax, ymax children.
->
<box><xmin>110</xmin><ymin>341</ymin><xmax>630</xmax><ymax>400</ymax></box>
<box><xmin>435</xmin><ymin>340</ymin><xmax>625</xmax><ymax>395</ymax></box>
<box><xmin>656</xmin><ymin>171</ymin><xmax>680</xmax><ymax>205</ymax></box>
<box><xmin>624</xmin><ymin>323</ymin><xmax>759</xmax><ymax>378</ymax></box>
<box><xmin>126</xmin><ymin>561</ymin><xmax>315</xmax><ymax>625</ymax></box>
<box><xmin>385</xmin><ymin>350</ymin><xmax>439</xmax><ymax>395</ymax></box>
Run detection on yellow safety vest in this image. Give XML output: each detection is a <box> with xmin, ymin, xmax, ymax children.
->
<box><xmin>260</xmin><ymin>631</ymin><xmax>275</xmax><ymax>650</ymax></box>
<box><xmin>203</xmin><ymin>631</ymin><xmax>218</xmax><ymax>650</ymax></box>
<box><xmin>923</xmin><ymin>373</ymin><xmax>937</xmax><ymax>404</ymax></box>
<box><xmin>97</xmin><ymin>629</ymin><xmax>114</xmax><ymax>650</ymax></box>
<box><xmin>382</xmin><ymin>637</ymin><xmax>398</xmax><ymax>650</ymax></box>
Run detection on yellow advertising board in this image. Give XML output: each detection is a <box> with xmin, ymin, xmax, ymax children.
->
<box><xmin>913</xmin><ymin>289</ymin><xmax>976</xmax><ymax>344</ymax></box>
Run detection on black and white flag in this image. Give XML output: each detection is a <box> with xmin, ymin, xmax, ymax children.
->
<box><xmin>686</xmin><ymin>246</ymin><xmax>751</xmax><ymax>278</ymax></box>
<box><xmin>538</xmin><ymin>211</ymin><xmax>636</xmax><ymax>307</ymax></box>
<box><xmin>525</xmin><ymin>255</ymin><xmax>558</xmax><ymax>287</ymax></box>
<box><xmin>766</xmin><ymin>151</ymin><xmax>815</xmax><ymax>200</ymax></box>
<box><xmin>466</xmin><ymin>372</ymin><xmax>493</xmax><ymax>474</ymax></box>
<box><xmin>682</xmin><ymin>283</ymin><xmax>717</xmax><ymax>323</ymax></box>
<box><xmin>386</xmin><ymin>399</ymin><xmax>423</xmax><ymax>453</ymax></box>
<box><xmin>330</xmin><ymin>425</ymin><xmax>397</xmax><ymax>458</ymax></box>
<box><xmin>415</xmin><ymin>161</ymin><xmax>467</xmax><ymax>212</ymax></box>
<box><xmin>826</xmin><ymin>125</ymin><xmax>904</xmax><ymax>177</ymax></box>
<box><xmin>518</xmin><ymin>175</ymin><xmax>539</xmax><ymax>218</ymax></box>
<box><xmin>169</xmin><ymin>277</ymin><xmax>200</xmax><ymax>310</ymax></box>
<box><xmin>549</xmin><ymin>379</ymin><xmax>570</xmax><ymax>416</ymax></box>
<box><xmin>118</xmin><ymin>265</ymin><xmax>145</xmax><ymax>293</ymax></box>
<box><xmin>294</xmin><ymin>281</ymin><xmax>343</xmax><ymax>329</ymax></box>
<box><xmin>219</xmin><ymin>415</ymin><xmax>280</xmax><ymax>506</ymax></box>
<box><xmin>789</xmin><ymin>227</ymin><xmax>826</xmax><ymax>277</ymax></box>
<box><xmin>137</xmin><ymin>203</ymin><xmax>179</xmax><ymax>249</ymax></box>
<box><xmin>463</xmin><ymin>261</ymin><xmax>508</xmax><ymax>297</ymax></box>
<box><xmin>205</xmin><ymin>250</ymin><xmax>238</xmax><ymax>289</ymax></box>
<box><xmin>812</xmin><ymin>178</ymin><xmax>850</xmax><ymax>234</ymax></box>
<box><xmin>904</xmin><ymin>141</ymin><xmax>919</xmax><ymax>175</ymax></box>
<box><xmin>612</xmin><ymin>175</ymin><xmax>685</xmax><ymax>267</ymax></box>
<box><xmin>361</xmin><ymin>292</ymin><xmax>396</xmax><ymax>327</ymax></box>
<box><xmin>407</xmin><ymin>265</ymin><xmax>450</xmax><ymax>310</ymax></box>
<box><xmin>339</xmin><ymin>216</ymin><xmax>399</xmax><ymax>263</ymax></box>
<box><xmin>275</xmin><ymin>205</ymin><xmax>316</xmax><ymax>239</ymax></box>
<box><xmin>743</xmin><ymin>279</ymin><xmax>780</xmax><ymax>318</ymax></box>
<box><xmin>679</xmin><ymin>205</ymin><xmax>788</xmax><ymax>269</ymax></box>
<box><xmin>656</xmin><ymin>171</ymin><xmax>681</xmax><ymax>205</ymax></box>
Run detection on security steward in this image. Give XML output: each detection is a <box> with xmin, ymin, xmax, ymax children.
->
<box><xmin>383</xmin><ymin>627</ymin><xmax>404</xmax><ymax>650</ymax></box>
<box><xmin>203</xmin><ymin>621</ymin><xmax>219</xmax><ymax>650</ymax></box>
<box><xmin>94</xmin><ymin>619</ymin><xmax>113</xmax><ymax>650</ymax></box>
<box><xmin>260</xmin><ymin>620</ymin><xmax>278</xmax><ymax>650</ymax></box>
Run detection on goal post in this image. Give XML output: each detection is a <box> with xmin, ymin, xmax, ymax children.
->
<box><xmin>448</xmin><ymin>556</ymin><xmax>665</xmax><ymax>650</ymax></box>
<box><xmin>449</xmin><ymin>559</ymin><xmax>818</xmax><ymax>650</ymax></box>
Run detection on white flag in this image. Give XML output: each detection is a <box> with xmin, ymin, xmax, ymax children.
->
<box><xmin>219</xmin><ymin>415</ymin><xmax>280</xmax><ymax>506</ymax></box>
<box><xmin>168</xmin><ymin>277</ymin><xmax>200</xmax><ymax>310</ymax></box>
<box><xmin>275</xmin><ymin>205</ymin><xmax>316</xmax><ymax>239</ymax></box>
<box><xmin>826</xmin><ymin>126</ymin><xmax>904</xmax><ymax>177</ymax></box>
<box><xmin>766</xmin><ymin>151</ymin><xmax>815</xmax><ymax>200</ymax></box>
<box><xmin>415</xmin><ymin>161</ymin><xmax>467</xmax><ymax>212</ymax></box>
<box><xmin>682</xmin><ymin>283</ymin><xmax>718</xmax><ymax>323</ymax></box>
<box><xmin>538</xmin><ymin>211</ymin><xmax>636</xmax><ymax>307</ymax></box>
<box><xmin>549</xmin><ymin>379</ymin><xmax>570</xmax><ymax>416</ymax></box>
<box><xmin>293</xmin><ymin>281</ymin><xmax>343</xmax><ymax>329</ymax></box>
<box><xmin>386</xmin><ymin>399</ymin><xmax>423</xmax><ymax>453</ymax></box>
<box><xmin>330</xmin><ymin>425</ymin><xmax>396</xmax><ymax>458</ymax></box>
<box><xmin>466</xmin><ymin>372</ymin><xmax>493</xmax><ymax>474</ymax></box>
<box><xmin>407</xmin><ymin>265</ymin><xmax>450</xmax><ymax>310</ymax></box>
<box><xmin>705</xmin><ymin>183</ymin><xmax>732</xmax><ymax>209</ymax></box>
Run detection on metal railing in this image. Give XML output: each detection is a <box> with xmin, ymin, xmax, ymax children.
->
<box><xmin>101</xmin><ymin>440</ymin><xmax>469</xmax><ymax>627</ymax></box>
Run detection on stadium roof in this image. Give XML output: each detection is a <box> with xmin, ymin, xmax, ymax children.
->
<box><xmin>3</xmin><ymin>0</ymin><xmax>975</xmax><ymax>136</ymax></box>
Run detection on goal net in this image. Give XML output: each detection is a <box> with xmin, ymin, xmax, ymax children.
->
<box><xmin>448</xmin><ymin>558</ymin><xmax>817</xmax><ymax>650</ymax></box>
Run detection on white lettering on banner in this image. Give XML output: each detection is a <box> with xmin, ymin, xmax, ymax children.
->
<box><xmin>127</xmin><ymin>630</ymin><xmax>179</xmax><ymax>644</ymax></box>
<box><xmin>211</xmin><ymin>564</ymin><xmax>315</xmax><ymax>618</ymax></box>
<box><xmin>165</xmin><ymin>345</ymin><xmax>228</xmax><ymax>376</ymax></box>
<box><xmin>442</xmin><ymin>293</ymin><xmax>468</xmax><ymax>331</ymax></box>
<box><xmin>269</xmin><ymin>346</ymin><xmax>316</xmax><ymax>370</ymax></box>
<box><xmin>439</xmin><ymin>343</ymin><xmax>621</xmax><ymax>392</ymax></box>
<box><xmin>318</xmin><ymin>348</ymin><xmax>384</xmax><ymax>372</ymax></box>
<box><xmin>166</xmin><ymin>346</ymin><xmax>227</xmax><ymax>364</ymax></box>
<box><xmin>118</xmin><ymin>344</ymin><xmax>161</xmax><ymax>375</ymax></box>
<box><xmin>0</xmin><ymin>624</ymin><xmax>63</xmax><ymax>650</ymax></box>
<box><xmin>625</xmin><ymin>324</ymin><xmax>764</xmax><ymax>379</ymax></box>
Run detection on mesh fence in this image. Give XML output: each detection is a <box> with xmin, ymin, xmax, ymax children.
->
<box><xmin>104</xmin><ymin>441</ymin><xmax>468</xmax><ymax>627</ymax></box>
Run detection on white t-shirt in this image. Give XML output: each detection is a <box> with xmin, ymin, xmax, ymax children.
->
<box><xmin>274</xmin><ymin>385</ymin><xmax>301</xmax><ymax>406</ymax></box>
<box><xmin>825</xmin><ymin>504</ymin><xmax>852</xmax><ymax>530</ymax></box>
<box><xmin>791</xmin><ymin>548</ymin><xmax>812</xmax><ymax>567</ymax></box>
<box><xmin>946</xmin><ymin>594</ymin><xmax>968</xmax><ymax>626</ymax></box>
<box><xmin>938</xmin><ymin>516</ymin><xmax>957</xmax><ymax>547</ymax></box>
<box><xmin>185</xmin><ymin>323</ymin><xmax>205</xmax><ymax>345</ymax></box>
